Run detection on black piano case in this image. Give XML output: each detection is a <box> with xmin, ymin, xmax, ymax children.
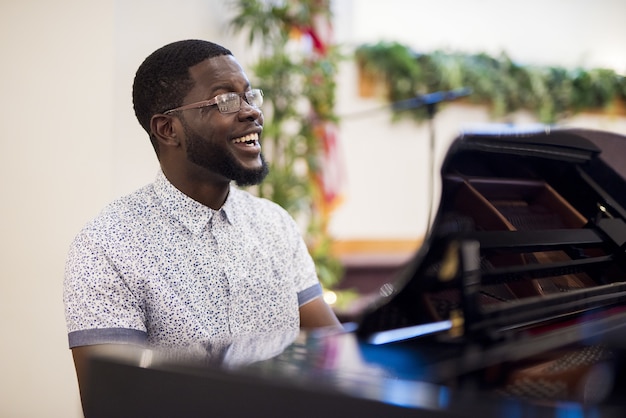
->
<box><xmin>356</xmin><ymin>127</ymin><xmax>626</xmax><ymax>402</ymax></box>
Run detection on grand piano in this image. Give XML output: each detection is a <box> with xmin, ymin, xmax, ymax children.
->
<box><xmin>83</xmin><ymin>127</ymin><xmax>626</xmax><ymax>417</ymax></box>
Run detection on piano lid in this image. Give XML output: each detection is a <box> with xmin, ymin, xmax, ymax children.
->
<box><xmin>355</xmin><ymin>127</ymin><xmax>626</xmax><ymax>350</ymax></box>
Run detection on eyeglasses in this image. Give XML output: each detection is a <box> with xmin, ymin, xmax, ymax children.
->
<box><xmin>163</xmin><ymin>89</ymin><xmax>263</xmax><ymax>115</ymax></box>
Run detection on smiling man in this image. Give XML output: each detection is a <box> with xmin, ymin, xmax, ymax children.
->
<box><xmin>63</xmin><ymin>39</ymin><xmax>341</xmax><ymax>406</ymax></box>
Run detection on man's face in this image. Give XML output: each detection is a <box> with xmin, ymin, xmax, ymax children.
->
<box><xmin>178</xmin><ymin>55</ymin><xmax>268</xmax><ymax>186</ymax></box>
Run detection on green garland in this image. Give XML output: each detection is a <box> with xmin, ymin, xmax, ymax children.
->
<box><xmin>356</xmin><ymin>42</ymin><xmax>626</xmax><ymax>124</ymax></box>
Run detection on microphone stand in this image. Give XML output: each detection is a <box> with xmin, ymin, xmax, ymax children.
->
<box><xmin>340</xmin><ymin>88</ymin><xmax>472</xmax><ymax>236</ymax></box>
<box><xmin>391</xmin><ymin>88</ymin><xmax>472</xmax><ymax>234</ymax></box>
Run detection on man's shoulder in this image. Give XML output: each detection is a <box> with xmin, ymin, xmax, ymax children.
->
<box><xmin>80</xmin><ymin>184</ymin><xmax>159</xmax><ymax>236</ymax></box>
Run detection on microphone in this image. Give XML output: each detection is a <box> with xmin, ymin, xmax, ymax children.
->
<box><xmin>392</xmin><ymin>87</ymin><xmax>473</xmax><ymax>112</ymax></box>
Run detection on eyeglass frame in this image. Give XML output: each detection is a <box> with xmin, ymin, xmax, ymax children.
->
<box><xmin>162</xmin><ymin>89</ymin><xmax>263</xmax><ymax>115</ymax></box>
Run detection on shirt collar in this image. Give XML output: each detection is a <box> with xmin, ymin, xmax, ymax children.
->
<box><xmin>153</xmin><ymin>170</ymin><xmax>236</xmax><ymax>234</ymax></box>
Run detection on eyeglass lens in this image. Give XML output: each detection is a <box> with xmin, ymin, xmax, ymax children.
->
<box><xmin>216</xmin><ymin>90</ymin><xmax>263</xmax><ymax>113</ymax></box>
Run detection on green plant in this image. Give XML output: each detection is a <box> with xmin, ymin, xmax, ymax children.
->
<box><xmin>355</xmin><ymin>41</ymin><xmax>626</xmax><ymax>124</ymax></box>
<box><xmin>230</xmin><ymin>0</ymin><xmax>344</xmax><ymax>289</ymax></box>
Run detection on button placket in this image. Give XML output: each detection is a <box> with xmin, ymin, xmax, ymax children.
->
<box><xmin>211</xmin><ymin>210</ymin><xmax>240</xmax><ymax>333</ymax></box>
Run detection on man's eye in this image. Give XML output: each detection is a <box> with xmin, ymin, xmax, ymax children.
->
<box><xmin>220</xmin><ymin>100</ymin><xmax>238</xmax><ymax>112</ymax></box>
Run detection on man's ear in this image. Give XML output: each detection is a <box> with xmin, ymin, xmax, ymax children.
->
<box><xmin>150</xmin><ymin>114</ymin><xmax>181</xmax><ymax>148</ymax></box>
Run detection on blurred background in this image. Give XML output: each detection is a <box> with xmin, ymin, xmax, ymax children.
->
<box><xmin>1</xmin><ymin>0</ymin><xmax>625</xmax><ymax>416</ymax></box>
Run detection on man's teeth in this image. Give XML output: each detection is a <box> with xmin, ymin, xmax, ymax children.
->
<box><xmin>232</xmin><ymin>133</ymin><xmax>259</xmax><ymax>145</ymax></box>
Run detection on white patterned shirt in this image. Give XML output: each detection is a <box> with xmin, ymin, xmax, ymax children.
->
<box><xmin>64</xmin><ymin>170</ymin><xmax>322</xmax><ymax>350</ymax></box>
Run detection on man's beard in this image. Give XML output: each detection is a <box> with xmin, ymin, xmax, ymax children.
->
<box><xmin>183</xmin><ymin>121</ymin><xmax>269</xmax><ymax>187</ymax></box>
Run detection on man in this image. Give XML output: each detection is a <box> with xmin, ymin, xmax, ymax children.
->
<box><xmin>64</xmin><ymin>39</ymin><xmax>341</xmax><ymax>400</ymax></box>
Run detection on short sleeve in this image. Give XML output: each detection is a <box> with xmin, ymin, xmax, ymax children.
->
<box><xmin>283</xmin><ymin>213</ymin><xmax>323</xmax><ymax>304</ymax></box>
<box><xmin>297</xmin><ymin>283</ymin><xmax>323</xmax><ymax>306</ymax></box>
<box><xmin>63</xmin><ymin>231</ymin><xmax>147</xmax><ymax>348</ymax></box>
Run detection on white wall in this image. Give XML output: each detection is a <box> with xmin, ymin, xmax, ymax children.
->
<box><xmin>1</xmin><ymin>2</ymin><xmax>115</xmax><ymax>416</ymax></box>
<box><xmin>337</xmin><ymin>0</ymin><xmax>626</xmax><ymax>71</ymax></box>
<box><xmin>1</xmin><ymin>0</ymin><xmax>625</xmax><ymax>416</ymax></box>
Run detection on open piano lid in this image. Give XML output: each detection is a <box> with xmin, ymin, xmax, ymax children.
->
<box><xmin>355</xmin><ymin>126</ymin><xmax>626</xmax><ymax>382</ymax></box>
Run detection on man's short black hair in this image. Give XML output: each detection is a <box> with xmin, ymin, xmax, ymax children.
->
<box><xmin>132</xmin><ymin>39</ymin><xmax>232</xmax><ymax>150</ymax></box>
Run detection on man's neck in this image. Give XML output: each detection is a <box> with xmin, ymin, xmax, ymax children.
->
<box><xmin>161</xmin><ymin>167</ymin><xmax>231</xmax><ymax>210</ymax></box>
